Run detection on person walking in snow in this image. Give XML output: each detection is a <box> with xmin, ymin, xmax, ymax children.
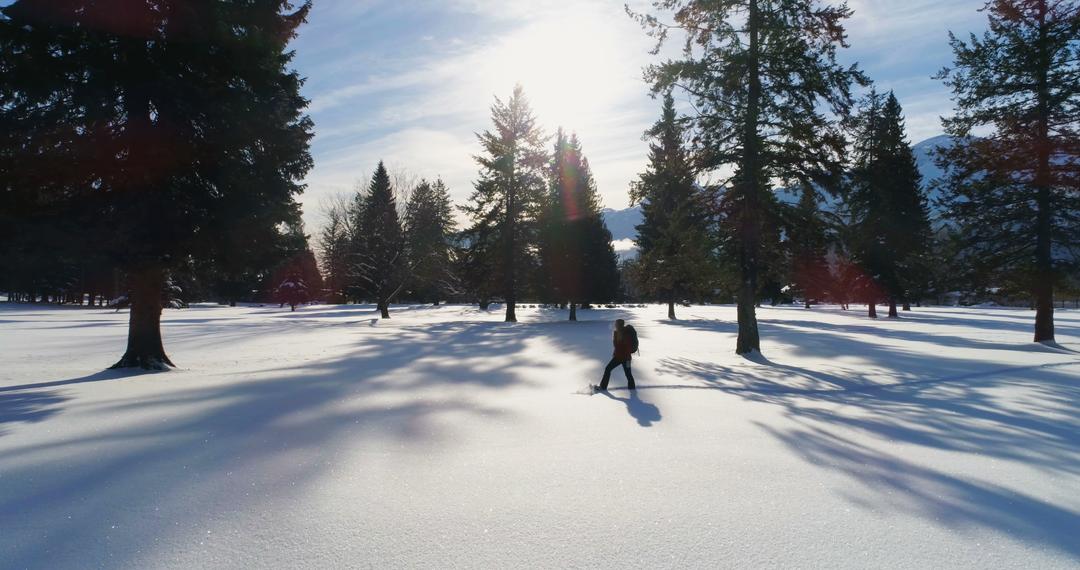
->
<box><xmin>596</xmin><ymin>319</ymin><xmax>637</xmax><ymax>391</ymax></box>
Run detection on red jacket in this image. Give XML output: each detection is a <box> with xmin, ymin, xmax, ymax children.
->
<box><xmin>612</xmin><ymin>329</ymin><xmax>633</xmax><ymax>362</ymax></box>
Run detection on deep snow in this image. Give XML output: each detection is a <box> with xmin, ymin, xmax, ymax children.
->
<box><xmin>1</xmin><ymin>303</ymin><xmax>1078</xmax><ymax>568</ymax></box>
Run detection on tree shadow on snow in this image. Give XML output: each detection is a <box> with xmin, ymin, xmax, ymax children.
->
<box><xmin>0</xmin><ymin>390</ymin><xmax>68</xmax><ymax>437</ymax></box>
<box><xmin>0</xmin><ymin>369</ymin><xmax>151</xmax><ymax>394</ymax></box>
<box><xmin>758</xmin><ymin>422</ymin><xmax>1080</xmax><ymax>559</ymax></box>
<box><xmin>656</xmin><ymin>348</ymin><xmax>1080</xmax><ymax>559</ymax></box>
<box><xmin>0</xmin><ymin>313</ymin><xmax>624</xmax><ymax>568</ymax></box>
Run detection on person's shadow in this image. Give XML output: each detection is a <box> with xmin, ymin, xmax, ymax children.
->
<box><xmin>602</xmin><ymin>389</ymin><xmax>662</xmax><ymax>427</ymax></box>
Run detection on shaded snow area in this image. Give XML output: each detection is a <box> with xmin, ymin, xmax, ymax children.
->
<box><xmin>2</xmin><ymin>303</ymin><xmax>1079</xmax><ymax>569</ymax></box>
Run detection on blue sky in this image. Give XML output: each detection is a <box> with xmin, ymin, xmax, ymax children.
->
<box><xmin>287</xmin><ymin>0</ymin><xmax>990</xmax><ymax>231</ymax></box>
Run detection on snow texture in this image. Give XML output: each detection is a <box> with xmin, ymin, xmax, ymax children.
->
<box><xmin>1</xmin><ymin>303</ymin><xmax>1078</xmax><ymax>568</ymax></box>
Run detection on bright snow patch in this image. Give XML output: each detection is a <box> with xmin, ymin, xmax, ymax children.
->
<box><xmin>1</xmin><ymin>303</ymin><xmax>1078</xmax><ymax>568</ymax></box>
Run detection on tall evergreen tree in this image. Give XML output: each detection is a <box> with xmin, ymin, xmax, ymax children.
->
<box><xmin>847</xmin><ymin>90</ymin><xmax>931</xmax><ymax>318</ymax></box>
<box><xmin>632</xmin><ymin>0</ymin><xmax>865</xmax><ymax>353</ymax></box>
<box><xmin>936</xmin><ymin>0</ymin><xmax>1080</xmax><ymax>342</ymax></box>
<box><xmin>404</xmin><ymin>178</ymin><xmax>458</xmax><ymax>304</ymax></box>
<box><xmin>0</xmin><ymin>0</ymin><xmax>313</xmax><ymax>368</ymax></box>
<box><xmin>785</xmin><ymin>184</ymin><xmax>832</xmax><ymax>309</ymax></box>
<box><xmin>630</xmin><ymin>93</ymin><xmax>714</xmax><ymax>320</ymax></box>
<box><xmin>353</xmin><ymin>162</ymin><xmax>406</xmax><ymax>319</ymax></box>
<box><xmin>461</xmin><ymin>85</ymin><xmax>549</xmax><ymax>322</ymax></box>
<box><xmin>538</xmin><ymin>130</ymin><xmax>620</xmax><ymax>320</ymax></box>
<box><xmin>318</xmin><ymin>197</ymin><xmax>353</xmax><ymax>304</ymax></box>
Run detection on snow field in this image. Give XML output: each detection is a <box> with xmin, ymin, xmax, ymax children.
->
<box><xmin>1</xmin><ymin>303</ymin><xmax>1078</xmax><ymax>568</ymax></box>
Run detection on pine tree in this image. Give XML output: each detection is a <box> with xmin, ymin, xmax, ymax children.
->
<box><xmin>318</xmin><ymin>197</ymin><xmax>353</xmax><ymax>304</ymax></box>
<box><xmin>538</xmin><ymin>131</ymin><xmax>620</xmax><ymax>320</ymax></box>
<box><xmin>632</xmin><ymin>0</ymin><xmax>865</xmax><ymax>353</ymax></box>
<box><xmin>457</xmin><ymin>221</ymin><xmax>499</xmax><ymax>310</ymax></box>
<box><xmin>0</xmin><ymin>0</ymin><xmax>313</xmax><ymax>368</ymax></box>
<box><xmin>630</xmin><ymin>93</ymin><xmax>714</xmax><ymax>320</ymax></box>
<box><xmin>461</xmin><ymin>85</ymin><xmax>549</xmax><ymax>322</ymax></box>
<box><xmin>353</xmin><ymin>162</ymin><xmax>406</xmax><ymax>319</ymax></box>
<box><xmin>785</xmin><ymin>184</ymin><xmax>832</xmax><ymax>309</ymax></box>
<box><xmin>275</xmin><ymin>272</ymin><xmax>309</xmax><ymax>311</ymax></box>
<box><xmin>847</xmin><ymin>90</ymin><xmax>931</xmax><ymax>318</ymax></box>
<box><xmin>404</xmin><ymin>178</ymin><xmax>458</xmax><ymax>304</ymax></box>
<box><xmin>936</xmin><ymin>0</ymin><xmax>1080</xmax><ymax>342</ymax></box>
<box><xmin>268</xmin><ymin>247</ymin><xmax>322</xmax><ymax>305</ymax></box>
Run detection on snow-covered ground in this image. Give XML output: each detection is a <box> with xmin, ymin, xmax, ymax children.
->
<box><xmin>1</xmin><ymin>303</ymin><xmax>1078</xmax><ymax>569</ymax></box>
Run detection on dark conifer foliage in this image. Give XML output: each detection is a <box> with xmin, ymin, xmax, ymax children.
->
<box><xmin>461</xmin><ymin>85</ymin><xmax>549</xmax><ymax>322</ymax></box>
<box><xmin>404</xmin><ymin>178</ymin><xmax>459</xmax><ymax>304</ymax></box>
<box><xmin>352</xmin><ymin>162</ymin><xmax>406</xmax><ymax>318</ymax></box>
<box><xmin>0</xmin><ymin>0</ymin><xmax>314</xmax><ymax>368</ymax></box>
<box><xmin>847</xmin><ymin>91</ymin><xmax>932</xmax><ymax>318</ymax></box>
<box><xmin>632</xmin><ymin>0</ymin><xmax>865</xmax><ymax>353</ymax></box>
<box><xmin>268</xmin><ymin>247</ymin><xmax>322</xmax><ymax>306</ymax></box>
<box><xmin>630</xmin><ymin>94</ymin><xmax>714</xmax><ymax>320</ymax></box>
<box><xmin>936</xmin><ymin>0</ymin><xmax>1080</xmax><ymax>342</ymax></box>
<box><xmin>318</xmin><ymin>197</ymin><xmax>353</xmax><ymax>304</ymax></box>
<box><xmin>275</xmin><ymin>272</ymin><xmax>310</xmax><ymax>312</ymax></box>
<box><xmin>538</xmin><ymin>130</ymin><xmax>620</xmax><ymax>320</ymax></box>
<box><xmin>785</xmin><ymin>184</ymin><xmax>832</xmax><ymax>309</ymax></box>
<box><xmin>210</xmin><ymin>219</ymin><xmax>312</xmax><ymax>307</ymax></box>
<box><xmin>456</xmin><ymin>220</ymin><xmax>499</xmax><ymax>310</ymax></box>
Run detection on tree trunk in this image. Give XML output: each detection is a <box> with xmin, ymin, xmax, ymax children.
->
<box><xmin>868</xmin><ymin>303</ymin><xmax>877</xmax><ymax>318</ymax></box>
<box><xmin>111</xmin><ymin>265</ymin><xmax>173</xmax><ymax>370</ymax></box>
<box><xmin>504</xmin><ymin>172</ymin><xmax>518</xmax><ymax>323</ymax></box>
<box><xmin>479</xmin><ymin>299</ymin><xmax>490</xmax><ymax>311</ymax></box>
<box><xmin>888</xmin><ymin>299</ymin><xmax>898</xmax><ymax>318</ymax></box>
<box><xmin>378</xmin><ymin>300</ymin><xmax>390</xmax><ymax>319</ymax></box>
<box><xmin>735</xmin><ymin>0</ymin><xmax>762</xmax><ymax>356</ymax></box>
<box><xmin>804</xmin><ymin>299</ymin><xmax>811</xmax><ymax>309</ymax></box>
<box><xmin>1033</xmin><ymin>3</ymin><xmax>1055</xmax><ymax>343</ymax></box>
<box><xmin>569</xmin><ymin>302</ymin><xmax>577</xmax><ymax>321</ymax></box>
<box><xmin>667</xmin><ymin>299</ymin><xmax>676</xmax><ymax>320</ymax></box>
<box><xmin>902</xmin><ymin>301</ymin><xmax>911</xmax><ymax>311</ymax></box>
<box><xmin>737</xmin><ymin>279</ymin><xmax>760</xmax><ymax>354</ymax></box>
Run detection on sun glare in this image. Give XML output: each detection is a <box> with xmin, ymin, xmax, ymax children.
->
<box><xmin>480</xmin><ymin>11</ymin><xmax>629</xmax><ymax>130</ymax></box>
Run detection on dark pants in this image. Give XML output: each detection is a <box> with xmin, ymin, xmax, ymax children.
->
<box><xmin>600</xmin><ymin>358</ymin><xmax>635</xmax><ymax>390</ymax></box>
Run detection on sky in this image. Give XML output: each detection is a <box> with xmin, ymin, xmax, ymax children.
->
<box><xmin>290</xmin><ymin>0</ymin><xmax>990</xmax><ymax>232</ymax></box>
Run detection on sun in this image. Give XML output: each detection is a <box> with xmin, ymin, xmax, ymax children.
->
<box><xmin>478</xmin><ymin>9</ymin><xmax>631</xmax><ymax>131</ymax></box>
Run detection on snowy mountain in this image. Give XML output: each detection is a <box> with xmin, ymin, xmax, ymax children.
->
<box><xmin>601</xmin><ymin>206</ymin><xmax>643</xmax><ymax>242</ymax></box>
<box><xmin>912</xmin><ymin>134</ymin><xmax>951</xmax><ymax>184</ymax></box>
<box><xmin>601</xmin><ymin>206</ymin><xmax>643</xmax><ymax>260</ymax></box>
<box><xmin>911</xmin><ymin>134</ymin><xmax>953</xmax><ymax>213</ymax></box>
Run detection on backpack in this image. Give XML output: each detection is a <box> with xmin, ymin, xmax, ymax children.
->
<box><xmin>625</xmin><ymin>325</ymin><xmax>639</xmax><ymax>354</ymax></box>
